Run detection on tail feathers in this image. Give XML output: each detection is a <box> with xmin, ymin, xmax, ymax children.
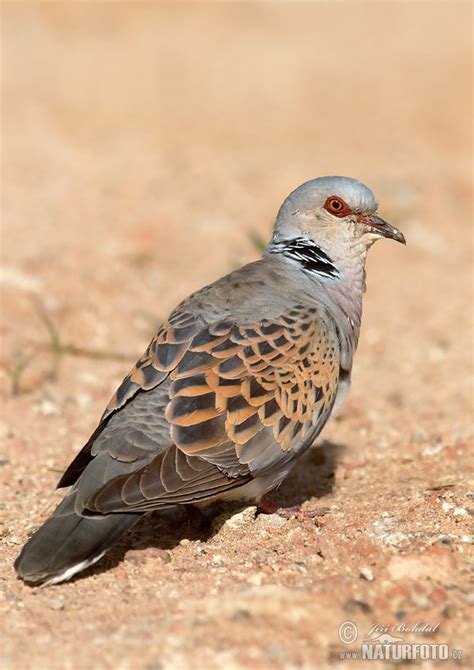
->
<box><xmin>15</xmin><ymin>492</ymin><xmax>140</xmax><ymax>585</ymax></box>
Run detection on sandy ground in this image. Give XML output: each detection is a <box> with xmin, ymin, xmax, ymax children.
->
<box><xmin>0</xmin><ymin>3</ymin><xmax>473</xmax><ymax>669</ymax></box>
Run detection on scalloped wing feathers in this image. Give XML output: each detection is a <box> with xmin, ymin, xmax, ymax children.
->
<box><xmin>59</xmin><ymin>260</ymin><xmax>341</xmax><ymax>513</ymax></box>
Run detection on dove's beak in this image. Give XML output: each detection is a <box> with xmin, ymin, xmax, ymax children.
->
<box><xmin>356</xmin><ymin>214</ymin><xmax>406</xmax><ymax>245</ymax></box>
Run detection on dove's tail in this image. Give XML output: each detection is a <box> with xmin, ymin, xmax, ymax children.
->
<box><xmin>14</xmin><ymin>490</ymin><xmax>140</xmax><ymax>585</ymax></box>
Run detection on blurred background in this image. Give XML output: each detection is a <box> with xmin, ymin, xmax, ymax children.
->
<box><xmin>1</xmin><ymin>3</ymin><xmax>472</xmax><ymax>669</ymax></box>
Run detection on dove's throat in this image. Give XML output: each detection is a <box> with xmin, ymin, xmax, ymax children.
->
<box><xmin>323</xmin><ymin>240</ymin><xmax>369</xmax><ymax>346</ymax></box>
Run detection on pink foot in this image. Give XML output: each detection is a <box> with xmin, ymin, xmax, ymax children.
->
<box><xmin>258</xmin><ymin>496</ymin><xmax>330</xmax><ymax>521</ymax></box>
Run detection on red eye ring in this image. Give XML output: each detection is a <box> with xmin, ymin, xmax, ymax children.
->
<box><xmin>324</xmin><ymin>196</ymin><xmax>351</xmax><ymax>218</ymax></box>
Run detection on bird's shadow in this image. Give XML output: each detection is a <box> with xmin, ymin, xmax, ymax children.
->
<box><xmin>71</xmin><ymin>440</ymin><xmax>345</xmax><ymax>584</ymax></box>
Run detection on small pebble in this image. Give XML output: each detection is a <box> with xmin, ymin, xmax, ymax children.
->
<box><xmin>224</xmin><ymin>506</ymin><xmax>257</xmax><ymax>530</ymax></box>
<box><xmin>35</xmin><ymin>400</ymin><xmax>60</xmax><ymax>416</ymax></box>
<box><xmin>422</xmin><ymin>443</ymin><xmax>445</xmax><ymax>456</ymax></box>
<box><xmin>452</xmin><ymin>507</ymin><xmax>469</xmax><ymax>517</ymax></box>
<box><xmin>359</xmin><ymin>566</ymin><xmax>374</xmax><ymax>581</ymax></box>
<box><xmin>247</xmin><ymin>573</ymin><xmax>264</xmax><ymax>586</ymax></box>
<box><xmin>258</xmin><ymin>514</ymin><xmax>288</xmax><ymax>527</ymax></box>
<box><xmin>410</xmin><ymin>591</ymin><xmax>430</xmax><ymax>609</ymax></box>
<box><xmin>49</xmin><ymin>596</ymin><xmax>65</xmax><ymax>611</ymax></box>
<box><xmin>212</xmin><ymin>554</ymin><xmax>226</xmax><ymax>565</ymax></box>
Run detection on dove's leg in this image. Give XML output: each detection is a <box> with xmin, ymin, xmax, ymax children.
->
<box><xmin>258</xmin><ymin>496</ymin><xmax>330</xmax><ymax>521</ymax></box>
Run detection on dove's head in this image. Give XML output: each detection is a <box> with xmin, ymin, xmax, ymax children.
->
<box><xmin>271</xmin><ymin>176</ymin><xmax>405</xmax><ymax>253</ymax></box>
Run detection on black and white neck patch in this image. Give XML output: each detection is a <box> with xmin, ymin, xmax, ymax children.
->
<box><xmin>268</xmin><ymin>237</ymin><xmax>340</xmax><ymax>279</ymax></box>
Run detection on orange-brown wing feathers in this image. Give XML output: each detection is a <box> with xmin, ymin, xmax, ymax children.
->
<box><xmin>78</xmin><ymin>303</ymin><xmax>340</xmax><ymax>513</ymax></box>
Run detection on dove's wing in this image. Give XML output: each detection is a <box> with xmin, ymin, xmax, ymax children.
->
<box><xmin>59</xmin><ymin>290</ymin><xmax>340</xmax><ymax>515</ymax></box>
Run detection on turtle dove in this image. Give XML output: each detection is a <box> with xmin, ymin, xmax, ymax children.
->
<box><xmin>15</xmin><ymin>176</ymin><xmax>405</xmax><ymax>584</ymax></box>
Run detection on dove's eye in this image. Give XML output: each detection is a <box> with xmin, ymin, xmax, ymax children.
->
<box><xmin>324</xmin><ymin>196</ymin><xmax>351</xmax><ymax>218</ymax></box>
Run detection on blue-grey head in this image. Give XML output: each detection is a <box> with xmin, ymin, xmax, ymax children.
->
<box><xmin>270</xmin><ymin>176</ymin><xmax>405</xmax><ymax>252</ymax></box>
